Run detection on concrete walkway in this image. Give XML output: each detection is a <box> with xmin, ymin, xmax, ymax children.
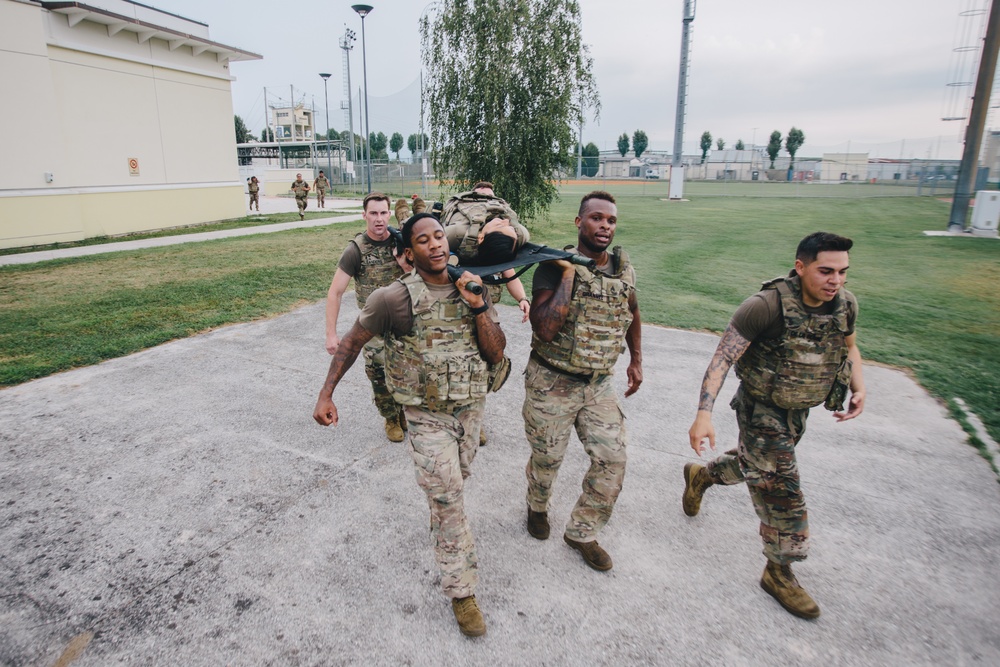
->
<box><xmin>0</xmin><ymin>195</ymin><xmax>364</xmax><ymax>266</ymax></box>
<box><xmin>1</xmin><ymin>291</ymin><xmax>998</xmax><ymax>665</ymax></box>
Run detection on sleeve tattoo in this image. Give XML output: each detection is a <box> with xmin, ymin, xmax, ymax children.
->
<box><xmin>698</xmin><ymin>324</ymin><xmax>752</xmax><ymax>412</ymax></box>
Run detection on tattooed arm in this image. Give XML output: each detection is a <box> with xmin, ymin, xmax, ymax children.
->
<box><xmin>313</xmin><ymin>321</ymin><xmax>375</xmax><ymax>426</ymax></box>
<box><xmin>688</xmin><ymin>324</ymin><xmax>752</xmax><ymax>455</ymax></box>
<box><xmin>529</xmin><ymin>260</ymin><xmax>575</xmax><ymax>342</ymax></box>
<box><xmin>454</xmin><ymin>271</ymin><xmax>507</xmax><ymax>365</ymax></box>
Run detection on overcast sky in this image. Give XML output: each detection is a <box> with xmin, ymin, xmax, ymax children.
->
<box><xmin>140</xmin><ymin>0</ymin><xmax>996</xmax><ymax>161</ymax></box>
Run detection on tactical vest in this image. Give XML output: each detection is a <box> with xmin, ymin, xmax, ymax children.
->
<box><xmin>291</xmin><ymin>180</ymin><xmax>308</xmax><ymax>198</ymax></box>
<box><xmin>735</xmin><ymin>272</ymin><xmax>853</xmax><ymax>410</ymax></box>
<box><xmin>442</xmin><ymin>190</ymin><xmax>519</xmax><ymax>262</ymax></box>
<box><xmin>532</xmin><ymin>247</ymin><xmax>635</xmax><ymax>375</ymax></box>
<box><xmin>248</xmin><ymin>181</ymin><xmax>259</xmax><ymax>194</ymax></box>
<box><xmin>350</xmin><ymin>233</ymin><xmax>404</xmax><ymax>308</ymax></box>
<box><xmin>384</xmin><ymin>272</ymin><xmax>490</xmax><ymax>408</ymax></box>
<box><xmin>315</xmin><ymin>176</ymin><xmax>329</xmax><ymax>190</ymax></box>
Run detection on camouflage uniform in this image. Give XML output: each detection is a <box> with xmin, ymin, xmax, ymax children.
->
<box><xmin>706</xmin><ymin>273</ymin><xmax>853</xmax><ymax>564</ymax></box>
<box><xmin>314</xmin><ymin>174</ymin><xmax>329</xmax><ymax>208</ymax></box>
<box><xmin>291</xmin><ymin>179</ymin><xmax>309</xmax><ymax>214</ymax></box>
<box><xmin>441</xmin><ymin>190</ymin><xmax>527</xmax><ymax>305</ymax></box>
<box><xmin>385</xmin><ymin>271</ymin><xmax>492</xmax><ymax>599</ymax></box>
<box><xmin>248</xmin><ymin>179</ymin><xmax>259</xmax><ymax>210</ymax></box>
<box><xmin>523</xmin><ymin>247</ymin><xmax>636</xmax><ymax>542</ymax></box>
<box><xmin>351</xmin><ymin>233</ymin><xmax>405</xmax><ymax>421</ymax></box>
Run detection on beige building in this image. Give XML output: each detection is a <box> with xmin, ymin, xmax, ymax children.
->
<box><xmin>271</xmin><ymin>105</ymin><xmax>314</xmax><ymax>141</ymax></box>
<box><xmin>0</xmin><ymin>0</ymin><xmax>260</xmax><ymax>250</ymax></box>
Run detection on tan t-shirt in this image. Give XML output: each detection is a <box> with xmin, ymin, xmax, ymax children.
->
<box><xmin>358</xmin><ymin>277</ymin><xmax>499</xmax><ymax>338</ymax></box>
<box><xmin>730</xmin><ymin>288</ymin><xmax>857</xmax><ymax>342</ymax></box>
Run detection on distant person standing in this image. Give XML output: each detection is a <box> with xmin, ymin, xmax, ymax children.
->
<box><xmin>248</xmin><ymin>176</ymin><xmax>260</xmax><ymax>212</ymax></box>
<box><xmin>291</xmin><ymin>173</ymin><xmax>310</xmax><ymax>220</ymax></box>
<box><xmin>522</xmin><ymin>191</ymin><xmax>642</xmax><ymax>572</ymax></box>
<box><xmin>684</xmin><ymin>231</ymin><xmax>866</xmax><ymax>620</ymax></box>
<box><xmin>325</xmin><ymin>193</ymin><xmax>408</xmax><ymax>441</ymax></box>
<box><xmin>313</xmin><ymin>170</ymin><xmax>330</xmax><ymax>209</ymax></box>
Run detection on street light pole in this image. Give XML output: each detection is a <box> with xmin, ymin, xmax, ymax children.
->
<box><xmin>319</xmin><ymin>73</ymin><xmax>333</xmax><ymax>188</ymax></box>
<box><xmin>339</xmin><ymin>28</ymin><xmax>356</xmax><ymax>187</ymax></box>
<box><xmin>352</xmin><ymin>4</ymin><xmax>374</xmax><ymax>194</ymax></box>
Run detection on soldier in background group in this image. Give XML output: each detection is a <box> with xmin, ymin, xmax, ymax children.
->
<box><xmin>313</xmin><ymin>170</ymin><xmax>329</xmax><ymax>208</ymax></box>
<box><xmin>522</xmin><ymin>191</ymin><xmax>642</xmax><ymax>572</ymax></box>
<box><xmin>313</xmin><ymin>212</ymin><xmax>507</xmax><ymax>637</ymax></box>
<box><xmin>684</xmin><ymin>231</ymin><xmax>866</xmax><ymax>620</ymax></box>
<box><xmin>248</xmin><ymin>176</ymin><xmax>259</xmax><ymax>211</ymax></box>
<box><xmin>290</xmin><ymin>173</ymin><xmax>310</xmax><ymax>220</ymax></box>
<box><xmin>325</xmin><ymin>193</ymin><xmax>408</xmax><ymax>441</ymax></box>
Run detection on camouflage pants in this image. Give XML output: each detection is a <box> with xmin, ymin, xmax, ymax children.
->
<box><xmin>404</xmin><ymin>398</ymin><xmax>485</xmax><ymax>599</ymax></box>
<box><xmin>706</xmin><ymin>385</ymin><xmax>810</xmax><ymax>564</ymax></box>
<box><xmin>522</xmin><ymin>356</ymin><xmax>627</xmax><ymax>543</ymax></box>
<box><xmin>249</xmin><ymin>193</ymin><xmax>259</xmax><ymax>208</ymax></box>
<box><xmin>316</xmin><ymin>188</ymin><xmax>326</xmax><ymax>207</ymax></box>
<box><xmin>296</xmin><ymin>195</ymin><xmax>308</xmax><ymax>212</ymax></box>
<box><xmin>362</xmin><ymin>336</ymin><xmax>400</xmax><ymax>420</ymax></box>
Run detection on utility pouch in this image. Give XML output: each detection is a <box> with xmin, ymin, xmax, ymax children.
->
<box><xmin>824</xmin><ymin>357</ymin><xmax>853</xmax><ymax>412</ymax></box>
<box><xmin>487</xmin><ymin>355</ymin><xmax>512</xmax><ymax>393</ymax></box>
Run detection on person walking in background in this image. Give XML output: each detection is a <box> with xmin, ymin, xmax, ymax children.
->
<box><xmin>291</xmin><ymin>173</ymin><xmax>310</xmax><ymax>220</ymax></box>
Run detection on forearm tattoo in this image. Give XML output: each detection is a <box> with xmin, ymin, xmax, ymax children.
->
<box><xmin>475</xmin><ymin>315</ymin><xmax>507</xmax><ymax>365</ymax></box>
<box><xmin>323</xmin><ymin>325</ymin><xmax>369</xmax><ymax>393</ymax></box>
<box><xmin>698</xmin><ymin>324</ymin><xmax>751</xmax><ymax>412</ymax></box>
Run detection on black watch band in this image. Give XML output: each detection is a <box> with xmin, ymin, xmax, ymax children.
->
<box><xmin>470</xmin><ymin>303</ymin><xmax>490</xmax><ymax>316</ymax></box>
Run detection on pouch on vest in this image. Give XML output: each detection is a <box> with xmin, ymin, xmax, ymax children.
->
<box><xmin>823</xmin><ymin>357</ymin><xmax>853</xmax><ymax>412</ymax></box>
<box><xmin>487</xmin><ymin>355</ymin><xmax>512</xmax><ymax>393</ymax></box>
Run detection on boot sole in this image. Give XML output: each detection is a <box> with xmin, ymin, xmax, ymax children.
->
<box><xmin>682</xmin><ymin>462</ymin><xmax>701</xmax><ymax>517</ymax></box>
<box><xmin>759</xmin><ymin>577</ymin><xmax>821</xmax><ymax>620</ymax></box>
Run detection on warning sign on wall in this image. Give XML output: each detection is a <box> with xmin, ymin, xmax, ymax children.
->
<box><xmin>128</xmin><ymin>158</ymin><xmax>139</xmax><ymax>176</ymax></box>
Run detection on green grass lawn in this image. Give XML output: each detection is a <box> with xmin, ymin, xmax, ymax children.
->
<box><xmin>2</xmin><ymin>191</ymin><xmax>998</xmax><ymax>453</ymax></box>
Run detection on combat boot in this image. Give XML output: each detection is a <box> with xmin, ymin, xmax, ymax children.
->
<box><xmin>451</xmin><ymin>595</ymin><xmax>486</xmax><ymax>637</ymax></box>
<box><xmin>682</xmin><ymin>462</ymin><xmax>714</xmax><ymax>517</ymax></box>
<box><xmin>760</xmin><ymin>561</ymin><xmax>821</xmax><ymax>620</ymax></box>
<box><xmin>384</xmin><ymin>414</ymin><xmax>404</xmax><ymax>443</ymax></box>
<box><xmin>412</xmin><ymin>197</ymin><xmax>426</xmax><ymax>214</ymax></box>
<box><xmin>526</xmin><ymin>506</ymin><xmax>549</xmax><ymax>540</ymax></box>
<box><xmin>394</xmin><ymin>198</ymin><xmax>411</xmax><ymax>224</ymax></box>
<box><xmin>479</xmin><ymin>427</ymin><xmax>487</xmax><ymax>446</ymax></box>
<box><xmin>563</xmin><ymin>535</ymin><xmax>612</xmax><ymax>571</ymax></box>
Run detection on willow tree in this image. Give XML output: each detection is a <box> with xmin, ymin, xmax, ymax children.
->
<box><xmin>421</xmin><ymin>0</ymin><xmax>599</xmax><ymax>220</ymax></box>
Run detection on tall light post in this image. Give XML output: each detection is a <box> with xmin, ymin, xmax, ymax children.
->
<box><xmin>319</xmin><ymin>73</ymin><xmax>333</xmax><ymax>187</ymax></box>
<box><xmin>339</xmin><ymin>28</ymin><xmax>356</xmax><ymax>186</ymax></box>
<box><xmin>352</xmin><ymin>4</ymin><xmax>374</xmax><ymax>194</ymax></box>
<box><xmin>669</xmin><ymin>0</ymin><xmax>696</xmax><ymax>200</ymax></box>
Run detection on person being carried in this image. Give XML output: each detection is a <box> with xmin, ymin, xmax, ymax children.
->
<box><xmin>684</xmin><ymin>231</ymin><xmax>866</xmax><ymax>621</ymax></box>
<box><xmin>313</xmin><ymin>212</ymin><xmax>506</xmax><ymax>638</ymax></box>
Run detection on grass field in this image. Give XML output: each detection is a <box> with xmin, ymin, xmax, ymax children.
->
<box><xmin>1</xmin><ymin>191</ymin><xmax>998</xmax><ymax>453</ymax></box>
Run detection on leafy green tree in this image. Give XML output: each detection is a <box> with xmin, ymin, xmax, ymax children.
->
<box><xmin>785</xmin><ymin>127</ymin><xmax>805</xmax><ymax>170</ymax></box>
<box><xmin>407</xmin><ymin>133</ymin><xmax>429</xmax><ymax>155</ymax></box>
<box><xmin>716</xmin><ymin>138</ymin><xmax>725</xmax><ymax>151</ymax></box>
<box><xmin>582</xmin><ymin>142</ymin><xmax>600</xmax><ymax>177</ymax></box>
<box><xmin>699</xmin><ymin>131</ymin><xmax>712</xmax><ymax>163</ymax></box>
<box><xmin>617</xmin><ymin>133</ymin><xmax>629</xmax><ymax>157</ymax></box>
<box><xmin>421</xmin><ymin>0</ymin><xmax>599</xmax><ymax>220</ymax></box>
<box><xmin>325</xmin><ymin>128</ymin><xmax>340</xmax><ymax>140</ymax></box>
<box><xmin>767</xmin><ymin>130</ymin><xmax>783</xmax><ymax>168</ymax></box>
<box><xmin>260</xmin><ymin>127</ymin><xmax>274</xmax><ymax>142</ymax></box>
<box><xmin>734</xmin><ymin>139</ymin><xmax>745</xmax><ymax>151</ymax></box>
<box><xmin>632</xmin><ymin>130</ymin><xmax>648</xmax><ymax>158</ymax></box>
<box><xmin>342</xmin><ymin>131</ymin><xmax>366</xmax><ymax>161</ymax></box>
<box><xmin>234</xmin><ymin>115</ymin><xmax>251</xmax><ymax>144</ymax></box>
<box><xmin>390</xmin><ymin>132</ymin><xmax>404</xmax><ymax>161</ymax></box>
<box><xmin>369</xmin><ymin>132</ymin><xmax>388</xmax><ymax>160</ymax></box>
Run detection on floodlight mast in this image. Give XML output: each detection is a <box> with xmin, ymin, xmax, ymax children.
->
<box><xmin>669</xmin><ymin>0</ymin><xmax>696</xmax><ymax>200</ymax></box>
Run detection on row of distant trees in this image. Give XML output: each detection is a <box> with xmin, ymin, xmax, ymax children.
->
<box><xmin>699</xmin><ymin>128</ymin><xmax>806</xmax><ymax>169</ymax></box>
<box><xmin>235</xmin><ymin>115</ymin><xmax>429</xmax><ymax>163</ymax></box>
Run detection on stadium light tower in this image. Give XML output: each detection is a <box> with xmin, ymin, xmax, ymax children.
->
<box><xmin>352</xmin><ymin>4</ymin><xmax>374</xmax><ymax>194</ymax></box>
<box><xmin>319</xmin><ymin>73</ymin><xmax>333</xmax><ymax>184</ymax></box>
<box><xmin>669</xmin><ymin>0</ymin><xmax>696</xmax><ymax>200</ymax></box>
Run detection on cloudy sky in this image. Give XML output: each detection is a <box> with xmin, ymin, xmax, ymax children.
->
<box><xmin>141</xmin><ymin>0</ymin><xmax>994</xmax><ymax>160</ymax></box>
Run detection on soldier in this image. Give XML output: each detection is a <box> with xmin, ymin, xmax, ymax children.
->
<box><xmin>684</xmin><ymin>231</ymin><xmax>866</xmax><ymax>620</ymax></box>
<box><xmin>522</xmin><ymin>190</ymin><xmax>642</xmax><ymax>572</ymax></box>
<box><xmin>248</xmin><ymin>176</ymin><xmax>260</xmax><ymax>212</ymax></box>
<box><xmin>313</xmin><ymin>212</ymin><xmax>507</xmax><ymax>637</ymax></box>
<box><xmin>313</xmin><ymin>170</ymin><xmax>330</xmax><ymax>208</ymax></box>
<box><xmin>290</xmin><ymin>173</ymin><xmax>310</xmax><ymax>220</ymax></box>
<box><xmin>325</xmin><ymin>193</ymin><xmax>408</xmax><ymax>442</ymax></box>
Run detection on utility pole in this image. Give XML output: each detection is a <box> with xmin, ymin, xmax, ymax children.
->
<box><xmin>320</xmin><ymin>73</ymin><xmax>333</xmax><ymax>186</ymax></box>
<box><xmin>669</xmin><ymin>0</ymin><xmax>696</xmax><ymax>200</ymax></box>
<box><xmin>949</xmin><ymin>0</ymin><xmax>1000</xmax><ymax>232</ymax></box>
<box><xmin>340</xmin><ymin>27</ymin><xmax>356</xmax><ymax>184</ymax></box>
<box><xmin>576</xmin><ymin>119</ymin><xmax>583</xmax><ymax>179</ymax></box>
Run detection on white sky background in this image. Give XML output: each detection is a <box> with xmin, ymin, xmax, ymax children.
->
<box><xmin>141</xmin><ymin>0</ymin><xmax>996</xmax><ymax>161</ymax></box>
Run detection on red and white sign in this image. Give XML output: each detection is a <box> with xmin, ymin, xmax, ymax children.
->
<box><xmin>128</xmin><ymin>158</ymin><xmax>139</xmax><ymax>176</ymax></box>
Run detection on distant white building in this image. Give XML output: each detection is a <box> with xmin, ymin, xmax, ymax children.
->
<box><xmin>0</xmin><ymin>0</ymin><xmax>260</xmax><ymax>249</ymax></box>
